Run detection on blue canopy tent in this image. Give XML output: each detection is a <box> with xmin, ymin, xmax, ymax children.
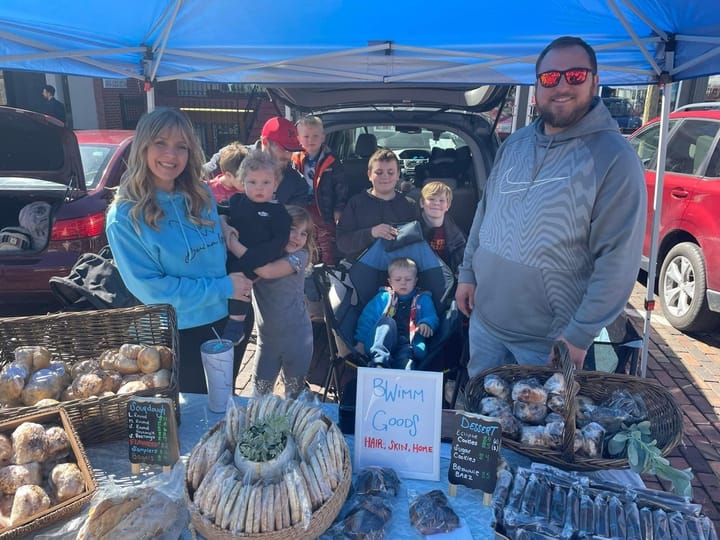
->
<box><xmin>1</xmin><ymin>0</ymin><xmax>720</xmax><ymax>375</ymax></box>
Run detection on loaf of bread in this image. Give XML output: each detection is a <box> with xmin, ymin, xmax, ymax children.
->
<box><xmin>12</xmin><ymin>423</ymin><xmax>47</xmax><ymax>465</ymax></box>
<box><xmin>45</xmin><ymin>426</ymin><xmax>71</xmax><ymax>461</ymax></box>
<box><xmin>21</xmin><ymin>369</ymin><xmax>64</xmax><ymax>405</ymax></box>
<box><xmin>0</xmin><ymin>435</ymin><xmax>11</xmax><ymax>466</ymax></box>
<box><xmin>9</xmin><ymin>484</ymin><xmax>51</xmax><ymax>525</ymax></box>
<box><xmin>50</xmin><ymin>462</ymin><xmax>85</xmax><ymax>502</ymax></box>
<box><xmin>0</xmin><ymin>463</ymin><xmax>42</xmax><ymax>495</ymax></box>
<box><xmin>77</xmin><ymin>487</ymin><xmax>182</xmax><ymax>539</ymax></box>
<box><xmin>14</xmin><ymin>346</ymin><xmax>51</xmax><ymax>372</ymax></box>
<box><xmin>0</xmin><ymin>363</ymin><xmax>28</xmax><ymax>405</ymax></box>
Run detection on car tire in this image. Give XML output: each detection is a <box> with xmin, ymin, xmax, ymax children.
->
<box><xmin>658</xmin><ymin>242</ymin><xmax>719</xmax><ymax>332</ymax></box>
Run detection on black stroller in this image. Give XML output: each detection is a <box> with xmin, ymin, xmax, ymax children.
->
<box><xmin>312</xmin><ymin>231</ymin><xmax>466</xmax><ymax>426</ymax></box>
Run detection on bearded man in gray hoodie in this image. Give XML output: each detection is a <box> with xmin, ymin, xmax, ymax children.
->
<box><xmin>456</xmin><ymin>36</ymin><xmax>646</xmax><ymax>376</ymax></box>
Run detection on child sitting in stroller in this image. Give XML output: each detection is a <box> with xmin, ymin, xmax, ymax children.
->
<box><xmin>354</xmin><ymin>257</ymin><xmax>439</xmax><ymax>370</ymax></box>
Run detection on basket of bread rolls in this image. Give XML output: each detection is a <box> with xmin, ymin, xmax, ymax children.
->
<box><xmin>463</xmin><ymin>341</ymin><xmax>683</xmax><ymax>471</ymax></box>
<box><xmin>0</xmin><ymin>304</ymin><xmax>179</xmax><ymax>445</ymax></box>
<box><xmin>0</xmin><ymin>407</ymin><xmax>96</xmax><ymax>539</ymax></box>
<box><xmin>187</xmin><ymin>394</ymin><xmax>352</xmax><ymax>540</ymax></box>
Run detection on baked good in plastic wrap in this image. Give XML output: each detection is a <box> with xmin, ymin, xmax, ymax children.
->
<box><xmin>408</xmin><ymin>489</ymin><xmax>459</xmax><ymax>535</ymax></box>
<box><xmin>323</xmin><ymin>466</ymin><xmax>399</xmax><ymax>540</ymax></box>
<box><xmin>354</xmin><ymin>466</ymin><xmax>400</xmax><ymax>498</ymax></box>
<box><xmin>494</xmin><ymin>463</ymin><xmax>719</xmax><ymax>540</ymax></box>
<box><xmin>33</xmin><ymin>460</ymin><xmax>188</xmax><ymax>540</ymax></box>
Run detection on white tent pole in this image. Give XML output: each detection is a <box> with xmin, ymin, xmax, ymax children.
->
<box><xmin>146</xmin><ymin>86</ymin><xmax>155</xmax><ymax>112</ymax></box>
<box><xmin>640</xmin><ymin>81</ymin><xmax>673</xmax><ymax>377</ymax></box>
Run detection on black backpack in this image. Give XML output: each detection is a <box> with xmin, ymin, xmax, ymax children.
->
<box><xmin>49</xmin><ymin>246</ymin><xmax>140</xmax><ymax>311</ymax></box>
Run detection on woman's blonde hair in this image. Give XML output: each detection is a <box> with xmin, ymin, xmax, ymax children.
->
<box><xmin>285</xmin><ymin>205</ymin><xmax>318</xmax><ymax>266</ymax></box>
<box><xmin>112</xmin><ymin>107</ymin><xmax>212</xmax><ymax>232</ymax></box>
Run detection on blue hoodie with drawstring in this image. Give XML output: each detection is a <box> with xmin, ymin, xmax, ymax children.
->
<box><xmin>106</xmin><ymin>185</ymin><xmax>233</xmax><ymax>330</ymax></box>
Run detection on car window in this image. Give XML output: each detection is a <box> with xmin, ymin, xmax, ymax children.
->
<box><xmin>707</xmin><ymin>144</ymin><xmax>720</xmax><ymax>178</ymax></box>
<box><xmin>373</xmin><ymin>128</ymin><xmax>459</xmax><ymax>152</ymax></box>
<box><xmin>79</xmin><ymin>145</ymin><xmax>115</xmax><ymax>190</ymax></box>
<box><xmin>665</xmin><ymin>119</ymin><xmax>720</xmax><ymax>175</ymax></box>
<box><xmin>630</xmin><ymin>124</ymin><xmax>661</xmax><ymax>170</ymax></box>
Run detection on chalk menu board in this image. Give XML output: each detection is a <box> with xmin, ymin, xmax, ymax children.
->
<box><xmin>127</xmin><ymin>396</ymin><xmax>179</xmax><ymax>466</ymax></box>
<box><xmin>448</xmin><ymin>411</ymin><xmax>502</xmax><ymax>493</ymax></box>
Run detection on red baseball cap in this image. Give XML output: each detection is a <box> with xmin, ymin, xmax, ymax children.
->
<box><xmin>261</xmin><ymin>117</ymin><xmax>302</xmax><ymax>151</ymax></box>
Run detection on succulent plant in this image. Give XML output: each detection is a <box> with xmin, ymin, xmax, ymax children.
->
<box><xmin>237</xmin><ymin>414</ymin><xmax>289</xmax><ymax>462</ymax></box>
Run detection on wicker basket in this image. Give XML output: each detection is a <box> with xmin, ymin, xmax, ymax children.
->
<box><xmin>0</xmin><ymin>304</ymin><xmax>180</xmax><ymax>445</ymax></box>
<box><xmin>464</xmin><ymin>343</ymin><xmax>683</xmax><ymax>471</ymax></box>
<box><xmin>0</xmin><ymin>408</ymin><xmax>97</xmax><ymax>540</ymax></box>
<box><xmin>189</xmin><ymin>415</ymin><xmax>352</xmax><ymax>540</ymax></box>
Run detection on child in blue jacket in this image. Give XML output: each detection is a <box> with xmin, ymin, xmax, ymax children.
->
<box><xmin>355</xmin><ymin>257</ymin><xmax>439</xmax><ymax>369</ymax></box>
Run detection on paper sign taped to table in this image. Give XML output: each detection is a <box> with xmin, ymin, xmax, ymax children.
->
<box><xmin>354</xmin><ymin>367</ymin><xmax>442</xmax><ymax>481</ymax></box>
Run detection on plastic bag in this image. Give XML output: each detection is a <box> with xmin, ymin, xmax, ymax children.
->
<box><xmin>407</xmin><ymin>489</ymin><xmax>459</xmax><ymax>535</ymax></box>
<box><xmin>36</xmin><ymin>460</ymin><xmax>189</xmax><ymax>540</ymax></box>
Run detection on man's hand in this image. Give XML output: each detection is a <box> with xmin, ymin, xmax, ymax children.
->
<box><xmin>370</xmin><ymin>223</ymin><xmax>398</xmax><ymax>241</ymax></box>
<box><xmin>355</xmin><ymin>342</ymin><xmax>366</xmax><ymax>355</ymax></box>
<box><xmin>455</xmin><ymin>282</ymin><xmax>475</xmax><ymax>318</ymax></box>
<box><xmin>416</xmin><ymin>323</ymin><xmax>434</xmax><ymax>338</ymax></box>
<box><xmin>547</xmin><ymin>338</ymin><xmax>586</xmax><ymax>370</ymax></box>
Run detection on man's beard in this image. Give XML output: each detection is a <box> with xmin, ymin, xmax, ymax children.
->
<box><xmin>537</xmin><ymin>92</ymin><xmax>594</xmax><ymax>132</ymax></box>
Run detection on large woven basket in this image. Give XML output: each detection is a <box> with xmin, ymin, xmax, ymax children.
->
<box><xmin>0</xmin><ymin>304</ymin><xmax>180</xmax><ymax>445</ymax></box>
<box><xmin>464</xmin><ymin>344</ymin><xmax>683</xmax><ymax>471</ymax></box>
<box><xmin>0</xmin><ymin>408</ymin><xmax>97</xmax><ymax>540</ymax></box>
<box><xmin>189</xmin><ymin>415</ymin><xmax>352</xmax><ymax>540</ymax></box>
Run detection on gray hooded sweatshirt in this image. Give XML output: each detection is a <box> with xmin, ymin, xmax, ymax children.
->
<box><xmin>458</xmin><ymin>97</ymin><xmax>646</xmax><ymax>351</ymax></box>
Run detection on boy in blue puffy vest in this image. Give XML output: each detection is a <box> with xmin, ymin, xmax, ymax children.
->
<box><xmin>354</xmin><ymin>257</ymin><xmax>439</xmax><ymax>369</ymax></box>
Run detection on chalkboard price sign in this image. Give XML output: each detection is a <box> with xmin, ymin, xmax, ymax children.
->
<box><xmin>127</xmin><ymin>396</ymin><xmax>179</xmax><ymax>469</ymax></box>
<box><xmin>448</xmin><ymin>411</ymin><xmax>502</xmax><ymax>493</ymax></box>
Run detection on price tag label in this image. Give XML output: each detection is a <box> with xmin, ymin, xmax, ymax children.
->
<box><xmin>127</xmin><ymin>396</ymin><xmax>179</xmax><ymax>467</ymax></box>
<box><xmin>448</xmin><ymin>411</ymin><xmax>502</xmax><ymax>493</ymax></box>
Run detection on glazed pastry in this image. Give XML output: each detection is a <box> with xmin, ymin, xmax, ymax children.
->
<box><xmin>547</xmin><ymin>394</ymin><xmax>566</xmax><ymax>414</ymax></box>
<box><xmin>480</xmin><ymin>396</ymin><xmax>511</xmax><ymax>417</ymax></box>
<box><xmin>543</xmin><ymin>373</ymin><xmax>566</xmax><ymax>395</ymax></box>
<box><xmin>483</xmin><ymin>374</ymin><xmax>510</xmax><ymax>400</ymax></box>
<box><xmin>511</xmin><ymin>378</ymin><xmax>548</xmax><ymax>404</ymax></box>
<box><xmin>497</xmin><ymin>411</ymin><xmax>521</xmax><ymax>440</ymax></box>
<box><xmin>519</xmin><ymin>425</ymin><xmax>551</xmax><ymax>447</ymax></box>
<box><xmin>580</xmin><ymin>422</ymin><xmax>606</xmax><ymax>458</ymax></box>
<box><xmin>513</xmin><ymin>401</ymin><xmax>548</xmax><ymax>425</ymax></box>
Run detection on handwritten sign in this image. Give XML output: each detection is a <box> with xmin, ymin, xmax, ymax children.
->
<box><xmin>127</xmin><ymin>396</ymin><xmax>179</xmax><ymax>468</ymax></box>
<box><xmin>448</xmin><ymin>411</ymin><xmax>501</xmax><ymax>493</ymax></box>
<box><xmin>354</xmin><ymin>367</ymin><xmax>442</xmax><ymax>481</ymax></box>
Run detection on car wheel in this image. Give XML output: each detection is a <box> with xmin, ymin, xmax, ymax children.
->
<box><xmin>658</xmin><ymin>242</ymin><xmax>719</xmax><ymax>332</ymax></box>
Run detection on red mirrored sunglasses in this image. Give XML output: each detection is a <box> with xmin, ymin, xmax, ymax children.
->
<box><xmin>537</xmin><ymin>68</ymin><xmax>594</xmax><ymax>88</ymax></box>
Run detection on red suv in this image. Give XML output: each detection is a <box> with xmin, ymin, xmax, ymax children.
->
<box><xmin>628</xmin><ymin>103</ymin><xmax>720</xmax><ymax>332</ymax></box>
<box><xmin>0</xmin><ymin>106</ymin><xmax>133</xmax><ymax>312</ymax></box>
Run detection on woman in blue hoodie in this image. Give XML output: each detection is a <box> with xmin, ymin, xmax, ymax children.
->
<box><xmin>106</xmin><ymin>108</ymin><xmax>253</xmax><ymax>393</ymax></box>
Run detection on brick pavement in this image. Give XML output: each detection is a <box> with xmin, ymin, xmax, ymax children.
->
<box><xmin>236</xmin><ymin>281</ymin><xmax>720</xmax><ymax>529</ymax></box>
<box><xmin>624</xmin><ymin>282</ymin><xmax>720</xmax><ymax>529</ymax></box>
